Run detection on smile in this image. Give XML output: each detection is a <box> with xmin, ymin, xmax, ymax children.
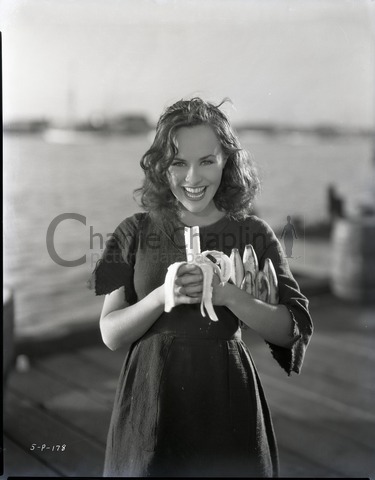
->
<box><xmin>183</xmin><ymin>186</ymin><xmax>207</xmax><ymax>200</ymax></box>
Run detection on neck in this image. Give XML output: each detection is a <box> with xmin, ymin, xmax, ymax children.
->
<box><xmin>178</xmin><ymin>208</ymin><xmax>226</xmax><ymax>227</ymax></box>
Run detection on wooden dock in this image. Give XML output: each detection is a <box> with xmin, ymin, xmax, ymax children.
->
<box><xmin>3</xmin><ymin>293</ymin><xmax>375</xmax><ymax>478</ymax></box>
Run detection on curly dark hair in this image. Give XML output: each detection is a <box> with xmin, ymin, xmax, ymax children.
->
<box><xmin>133</xmin><ymin>97</ymin><xmax>260</xmax><ymax>221</ymax></box>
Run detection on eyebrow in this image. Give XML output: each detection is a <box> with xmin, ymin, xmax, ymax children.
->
<box><xmin>174</xmin><ymin>154</ymin><xmax>216</xmax><ymax>161</ymax></box>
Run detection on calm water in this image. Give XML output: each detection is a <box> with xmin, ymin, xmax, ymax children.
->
<box><xmin>4</xmin><ymin>131</ymin><xmax>372</xmax><ymax>332</ymax></box>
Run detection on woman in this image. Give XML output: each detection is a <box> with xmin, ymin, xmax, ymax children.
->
<box><xmin>89</xmin><ymin>98</ymin><xmax>313</xmax><ymax>477</ymax></box>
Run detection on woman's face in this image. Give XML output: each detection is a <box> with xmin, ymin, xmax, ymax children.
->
<box><xmin>168</xmin><ymin>124</ymin><xmax>227</xmax><ymax>217</ymax></box>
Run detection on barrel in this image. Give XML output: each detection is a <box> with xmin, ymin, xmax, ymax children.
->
<box><xmin>331</xmin><ymin>216</ymin><xmax>375</xmax><ymax>303</ymax></box>
<box><xmin>3</xmin><ymin>287</ymin><xmax>15</xmax><ymax>384</ymax></box>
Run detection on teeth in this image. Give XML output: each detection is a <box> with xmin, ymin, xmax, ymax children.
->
<box><xmin>184</xmin><ymin>187</ymin><xmax>205</xmax><ymax>194</ymax></box>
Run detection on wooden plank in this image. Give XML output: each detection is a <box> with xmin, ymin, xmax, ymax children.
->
<box><xmin>260</xmin><ymin>372</ymin><xmax>375</xmax><ymax>450</ymax></box>
<box><xmin>7</xmin><ymin>365</ymin><xmax>72</xmax><ymax>404</ymax></box>
<box><xmin>316</xmin><ymin>331</ymin><xmax>375</xmax><ymax>362</ymax></box>
<box><xmin>242</xmin><ymin>329</ymin><xmax>375</xmax><ymax>467</ymax></box>
<box><xmin>261</xmin><ymin>374</ymin><xmax>375</xmax><ymax>477</ymax></box>
<box><xmin>33</xmin><ymin>351</ymin><xmax>118</xmax><ymax>407</ymax></box>
<box><xmin>310</xmin><ymin>298</ymin><xmax>372</xmax><ymax>336</ymax></box>
<box><xmin>77</xmin><ymin>343</ymin><xmax>129</xmax><ymax>375</ymax></box>
<box><xmin>277</xmin><ymin>445</ymin><xmax>343</xmax><ymax>478</ymax></box>
<box><xmin>8</xmin><ymin>363</ymin><xmax>112</xmax><ymax>446</ymax></box>
<box><xmin>304</xmin><ymin>333</ymin><xmax>375</xmax><ymax>390</ymax></box>
<box><xmin>43</xmin><ymin>389</ymin><xmax>112</xmax><ymax>446</ymax></box>
<box><xmin>2</xmin><ymin>435</ymin><xmax>59</xmax><ymax>477</ymax></box>
<box><xmin>271</xmin><ymin>414</ymin><xmax>375</xmax><ymax>478</ymax></box>
<box><xmin>242</xmin><ymin>326</ymin><xmax>375</xmax><ymax>415</ymax></box>
<box><xmin>4</xmin><ymin>391</ymin><xmax>105</xmax><ymax>477</ymax></box>
<box><xmin>254</xmin><ymin>340</ymin><xmax>375</xmax><ymax>416</ymax></box>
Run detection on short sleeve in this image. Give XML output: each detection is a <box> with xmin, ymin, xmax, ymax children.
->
<box><xmin>255</xmin><ymin>220</ymin><xmax>313</xmax><ymax>376</ymax></box>
<box><xmin>87</xmin><ymin>216</ymin><xmax>139</xmax><ymax>305</ymax></box>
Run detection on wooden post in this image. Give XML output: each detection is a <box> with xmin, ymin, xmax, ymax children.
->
<box><xmin>3</xmin><ymin>287</ymin><xmax>15</xmax><ymax>384</ymax></box>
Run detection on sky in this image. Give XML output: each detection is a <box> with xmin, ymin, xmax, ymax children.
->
<box><xmin>1</xmin><ymin>0</ymin><xmax>375</xmax><ymax>128</ymax></box>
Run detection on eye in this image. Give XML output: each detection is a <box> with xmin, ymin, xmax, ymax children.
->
<box><xmin>201</xmin><ymin>159</ymin><xmax>214</xmax><ymax>166</ymax></box>
<box><xmin>171</xmin><ymin>160</ymin><xmax>186</xmax><ymax>167</ymax></box>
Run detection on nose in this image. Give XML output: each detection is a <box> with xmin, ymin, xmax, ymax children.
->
<box><xmin>185</xmin><ymin>165</ymin><xmax>202</xmax><ymax>185</ymax></box>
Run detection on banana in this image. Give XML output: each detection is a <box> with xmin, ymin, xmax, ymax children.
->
<box><xmin>165</xmin><ymin>228</ymin><xmax>278</xmax><ymax>318</ymax></box>
<box><xmin>230</xmin><ymin>248</ymin><xmax>245</xmax><ymax>287</ymax></box>
<box><xmin>240</xmin><ymin>271</ymin><xmax>254</xmax><ymax>294</ymax></box>
<box><xmin>243</xmin><ymin>244</ymin><xmax>259</xmax><ymax>276</ymax></box>
<box><xmin>241</xmin><ymin>245</ymin><xmax>278</xmax><ymax>304</ymax></box>
<box><xmin>263</xmin><ymin>258</ymin><xmax>279</xmax><ymax>304</ymax></box>
<box><xmin>255</xmin><ymin>270</ymin><xmax>270</xmax><ymax>302</ymax></box>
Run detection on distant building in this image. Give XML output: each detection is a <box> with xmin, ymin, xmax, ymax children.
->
<box><xmin>109</xmin><ymin>114</ymin><xmax>152</xmax><ymax>134</ymax></box>
<box><xmin>4</xmin><ymin>119</ymin><xmax>49</xmax><ymax>134</ymax></box>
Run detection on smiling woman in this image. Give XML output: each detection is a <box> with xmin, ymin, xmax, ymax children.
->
<box><xmin>167</xmin><ymin>124</ymin><xmax>227</xmax><ymax>225</ymax></box>
<box><xmin>88</xmin><ymin>97</ymin><xmax>313</xmax><ymax>477</ymax></box>
<box><xmin>134</xmin><ymin>97</ymin><xmax>260</xmax><ymax>223</ymax></box>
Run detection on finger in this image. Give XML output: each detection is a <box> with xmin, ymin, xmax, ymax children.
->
<box><xmin>174</xmin><ymin>285</ymin><xmax>184</xmax><ymax>296</ymax></box>
<box><xmin>176</xmin><ymin>284</ymin><xmax>202</xmax><ymax>298</ymax></box>
<box><xmin>178</xmin><ymin>264</ymin><xmax>202</xmax><ymax>276</ymax></box>
<box><xmin>187</xmin><ymin>292</ymin><xmax>202</xmax><ymax>299</ymax></box>
<box><xmin>184</xmin><ymin>284</ymin><xmax>203</xmax><ymax>295</ymax></box>
<box><xmin>177</xmin><ymin>264</ymin><xmax>195</xmax><ymax>274</ymax></box>
<box><xmin>175</xmin><ymin>275</ymin><xmax>199</xmax><ymax>287</ymax></box>
<box><xmin>179</xmin><ymin>273</ymin><xmax>203</xmax><ymax>286</ymax></box>
<box><xmin>176</xmin><ymin>295</ymin><xmax>201</xmax><ymax>305</ymax></box>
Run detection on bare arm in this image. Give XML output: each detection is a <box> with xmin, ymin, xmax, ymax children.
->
<box><xmin>100</xmin><ymin>264</ymin><xmax>203</xmax><ymax>350</ymax></box>
<box><xmin>100</xmin><ymin>285</ymin><xmax>165</xmax><ymax>350</ymax></box>
<box><xmin>212</xmin><ymin>281</ymin><xmax>295</xmax><ymax>348</ymax></box>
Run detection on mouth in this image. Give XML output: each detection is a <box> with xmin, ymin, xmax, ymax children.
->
<box><xmin>183</xmin><ymin>186</ymin><xmax>207</xmax><ymax>200</ymax></box>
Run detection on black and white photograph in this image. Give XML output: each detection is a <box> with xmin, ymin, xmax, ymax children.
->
<box><xmin>2</xmin><ymin>0</ymin><xmax>375</xmax><ymax>477</ymax></box>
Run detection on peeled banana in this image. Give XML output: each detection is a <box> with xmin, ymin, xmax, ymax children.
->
<box><xmin>164</xmin><ymin>226</ymin><xmax>231</xmax><ymax>321</ymax></box>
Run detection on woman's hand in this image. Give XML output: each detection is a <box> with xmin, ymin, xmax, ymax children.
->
<box><xmin>172</xmin><ymin>263</ymin><xmax>203</xmax><ymax>305</ymax></box>
<box><xmin>212</xmin><ymin>279</ymin><xmax>297</xmax><ymax>348</ymax></box>
<box><xmin>211</xmin><ymin>273</ymin><xmax>232</xmax><ymax>307</ymax></box>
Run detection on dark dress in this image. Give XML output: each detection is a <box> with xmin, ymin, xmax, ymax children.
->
<box><xmin>89</xmin><ymin>212</ymin><xmax>313</xmax><ymax>478</ymax></box>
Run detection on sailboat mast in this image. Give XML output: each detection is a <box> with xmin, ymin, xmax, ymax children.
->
<box><xmin>66</xmin><ymin>60</ymin><xmax>76</xmax><ymax>127</ymax></box>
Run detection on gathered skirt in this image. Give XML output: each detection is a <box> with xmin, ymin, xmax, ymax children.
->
<box><xmin>103</xmin><ymin>314</ymin><xmax>279</xmax><ymax>478</ymax></box>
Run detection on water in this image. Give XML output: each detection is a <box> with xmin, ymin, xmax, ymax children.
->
<box><xmin>4</xmin><ymin>131</ymin><xmax>373</xmax><ymax>333</ymax></box>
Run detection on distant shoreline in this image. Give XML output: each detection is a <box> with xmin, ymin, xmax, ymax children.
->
<box><xmin>4</xmin><ymin>119</ymin><xmax>373</xmax><ymax>139</ymax></box>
